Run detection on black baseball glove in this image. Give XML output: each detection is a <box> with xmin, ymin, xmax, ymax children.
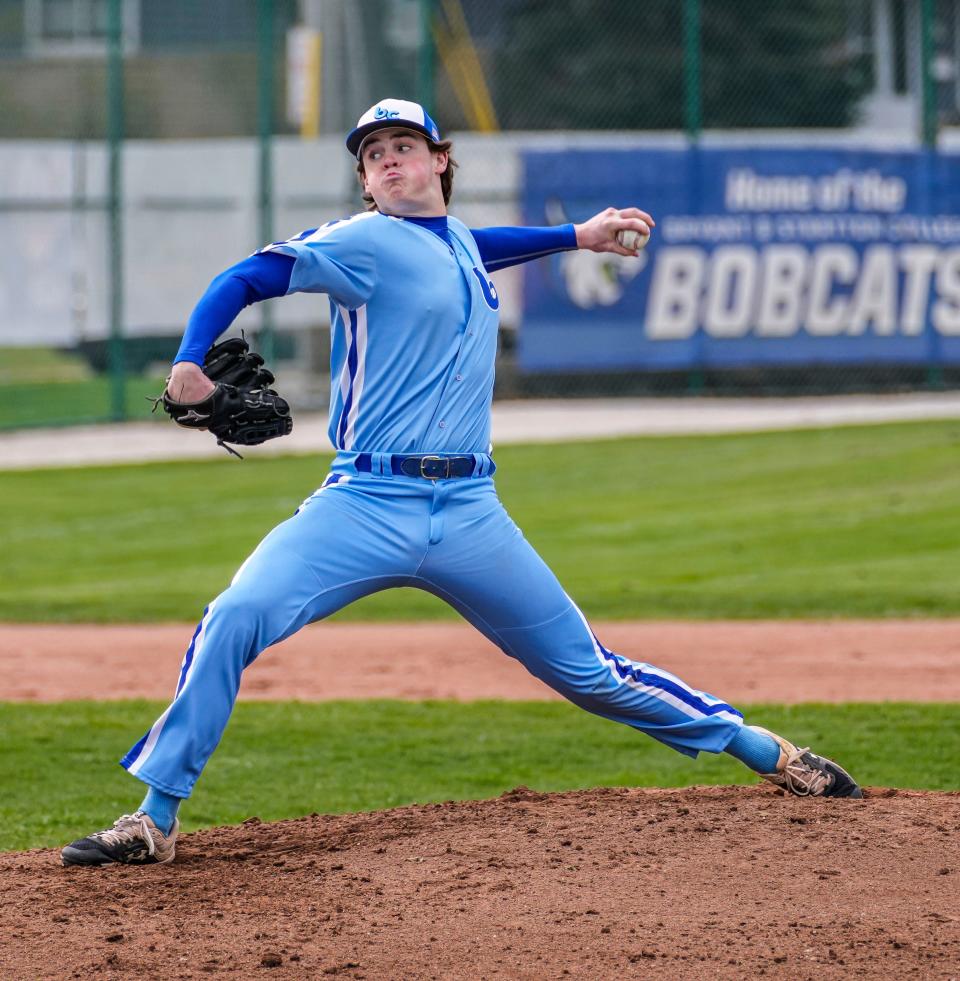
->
<box><xmin>158</xmin><ymin>337</ymin><xmax>293</xmax><ymax>458</ymax></box>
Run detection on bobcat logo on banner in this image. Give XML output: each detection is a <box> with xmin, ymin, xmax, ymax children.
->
<box><xmin>545</xmin><ymin>198</ymin><xmax>647</xmax><ymax>309</ymax></box>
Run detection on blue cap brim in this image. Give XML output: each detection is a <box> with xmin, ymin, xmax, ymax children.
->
<box><xmin>346</xmin><ymin>120</ymin><xmax>441</xmax><ymax>158</ymax></box>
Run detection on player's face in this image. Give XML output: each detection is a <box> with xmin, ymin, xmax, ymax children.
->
<box><xmin>361</xmin><ymin>128</ymin><xmax>448</xmax><ymax>217</ymax></box>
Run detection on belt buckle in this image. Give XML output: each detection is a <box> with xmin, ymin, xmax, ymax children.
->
<box><xmin>419</xmin><ymin>455</ymin><xmax>448</xmax><ymax>480</ymax></box>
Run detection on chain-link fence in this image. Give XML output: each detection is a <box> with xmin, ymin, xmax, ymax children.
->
<box><xmin>2</xmin><ymin>0</ymin><xmax>959</xmax><ymax>428</ymax></box>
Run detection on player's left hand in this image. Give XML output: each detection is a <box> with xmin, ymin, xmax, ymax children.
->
<box><xmin>574</xmin><ymin>207</ymin><xmax>654</xmax><ymax>255</ymax></box>
<box><xmin>158</xmin><ymin>337</ymin><xmax>293</xmax><ymax>458</ymax></box>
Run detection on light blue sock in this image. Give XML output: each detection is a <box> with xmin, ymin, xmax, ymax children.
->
<box><xmin>139</xmin><ymin>786</ymin><xmax>182</xmax><ymax>836</ymax></box>
<box><xmin>725</xmin><ymin>725</ymin><xmax>782</xmax><ymax>774</ymax></box>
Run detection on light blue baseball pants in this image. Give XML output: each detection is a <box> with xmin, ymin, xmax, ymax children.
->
<box><xmin>122</xmin><ymin>458</ymin><xmax>743</xmax><ymax>798</ymax></box>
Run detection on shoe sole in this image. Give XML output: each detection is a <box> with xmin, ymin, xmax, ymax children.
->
<box><xmin>60</xmin><ymin>847</ymin><xmax>175</xmax><ymax>867</ymax></box>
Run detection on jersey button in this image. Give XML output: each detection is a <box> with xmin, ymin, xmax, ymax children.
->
<box><xmin>455</xmin><ymin>374</ymin><xmax>463</xmax><ymax>381</ymax></box>
<box><xmin>438</xmin><ymin>420</ymin><xmax>446</xmax><ymax>428</ymax></box>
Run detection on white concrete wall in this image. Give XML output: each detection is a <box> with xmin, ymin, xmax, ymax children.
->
<box><xmin>0</xmin><ymin>131</ymin><xmax>538</xmax><ymax>345</ymax></box>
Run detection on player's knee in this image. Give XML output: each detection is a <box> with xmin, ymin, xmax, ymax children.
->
<box><xmin>571</xmin><ymin>665</ymin><xmax>616</xmax><ymax>700</ymax></box>
<box><xmin>210</xmin><ymin>586</ymin><xmax>275</xmax><ymax>631</ymax></box>
<box><xmin>524</xmin><ymin>656</ymin><xmax>611</xmax><ymax>701</ymax></box>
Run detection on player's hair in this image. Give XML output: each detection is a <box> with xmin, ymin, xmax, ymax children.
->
<box><xmin>357</xmin><ymin>138</ymin><xmax>458</xmax><ymax>210</ymax></box>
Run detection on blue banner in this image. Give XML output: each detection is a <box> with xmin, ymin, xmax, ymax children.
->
<box><xmin>519</xmin><ymin>147</ymin><xmax>960</xmax><ymax>372</ymax></box>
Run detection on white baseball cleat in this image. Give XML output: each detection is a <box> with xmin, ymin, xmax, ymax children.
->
<box><xmin>752</xmin><ymin>727</ymin><xmax>863</xmax><ymax>799</ymax></box>
<box><xmin>61</xmin><ymin>811</ymin><xmax>179</xmax><ymax>866</ymax></box>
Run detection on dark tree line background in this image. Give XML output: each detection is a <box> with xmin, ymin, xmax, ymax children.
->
<box><xmin>0</xmin><ymin>0</ymin><xmax>871</xmax><ymax>139</ymax></box>
<box><xmin>494</xmin><ymin>0</ymin><xmax>867</xmax><ymax>130</ymax></box>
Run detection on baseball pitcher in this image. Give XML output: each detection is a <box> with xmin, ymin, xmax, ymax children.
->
<box><xmin>62</xmin><ymin>99</ymin><xmax>861</xmax><ymax>868</ymax></box>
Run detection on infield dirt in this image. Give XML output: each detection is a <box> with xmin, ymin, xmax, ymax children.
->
<box><xmin>3</xmin><ymin>621</ymin><xmax>959</xmax><ymax>979</ymax></box>
<box><xmin>3</xmin><ymin>619</ymin><xmax>960</xmax><ymax>703</ymax></box>
<box><xmin>3</xmin><ymin>786</ymin><xmax>959</xmax><ymax>979</ymax></box>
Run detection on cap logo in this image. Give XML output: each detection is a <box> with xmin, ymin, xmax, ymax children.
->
<box><xmin>374</xmin><ymin>106</ymin><xmax>400</xmax><ymax>120</ymax></box>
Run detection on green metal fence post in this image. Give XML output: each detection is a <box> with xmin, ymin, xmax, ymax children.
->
<box><xmin>920</xmin><ymin>0</ymin><xmax>943</xmax><ymax>388</ymax></box>
<box><xmin>106</xmin><ymin>0</ymin><xmax>126</xmax><ymax>420</ymax></box>
<box><xmin>683</xmin><ymin>0</ymin><xmax>703</xmax><ymax>393</ymax></box>
<box><xmin>257</xmin><ymin>0</ymin><xmax>276</xmax><ymax>364</ymax></box>
<box><xmin>921</xmin><ymin>0</ymin><xmax>937</xmax><ymax>150</ymax></box>
<box><xmin>682</xmin><ymin>0</ymin><xmax>702</xmax><ymax>142</ymax></box>
<box><xmin>418</xmin><ymin>0</ymin><xmax>435</xmax><ymax>110</ymax></box>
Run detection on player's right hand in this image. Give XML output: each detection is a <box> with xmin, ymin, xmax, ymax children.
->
<box><xmin>574</xmin><ymin>206</ymin><xmax>654</xmax><ymax>255</ymax></box>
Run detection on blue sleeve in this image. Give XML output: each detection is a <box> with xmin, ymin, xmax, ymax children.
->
<box><xmin>470</xmin><ymin>224</ymin><xmax>578</xmax><ymax>272</ymax></box>
<box><xmin>174</xmin><ymin>252</ymin><xmax>295</xmax><ymax>365</ymax></box>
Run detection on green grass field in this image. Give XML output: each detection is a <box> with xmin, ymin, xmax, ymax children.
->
<box><xmin>1</xmin><ymin>420</ymin><xmax>959</xmax><ymax>621</ymax></box>
<box><xmin>2</xmin><ymin>700</ymin><xmax>956</xmax><ymax>852</ymax></box>
<box><xmin>0</xmin><ymin>376</ymin><xmax>167</xmax><ymax>429</ymax></box>
<box><xmin>3</xmin><ymin>421</ymin><xmax>958</xmax><ymax>853</ymax></box>
<box><xmin>0</xmin><ymin>346</ymin><xmax>167</xmax><ymax>428</ymax></box>
<box><xmin>0</xmin><ymin>346</ymin><xmax>94</xmax><ymax>385</ymax></box>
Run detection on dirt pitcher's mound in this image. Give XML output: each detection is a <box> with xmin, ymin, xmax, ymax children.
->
<box><xmin>4</xmin><ymin>787</ymin><xmax>959</xmax><ymax>980</ymax></box>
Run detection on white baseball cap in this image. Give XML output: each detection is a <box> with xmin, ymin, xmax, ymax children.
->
<box><xmin>346</xmin><ymin>98</ymin><xmax>443</xmax><ymax>158</ymax></box>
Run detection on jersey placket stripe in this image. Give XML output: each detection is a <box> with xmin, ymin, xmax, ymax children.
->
<box><xmin>342</xmin><ymin>305</ymin><xmax>368</xmax><ymax>449</ymax></box>
<box><xmin>336</xmin><ymin>306</ymin><xmax>358</xmax><ymax>449</ymax></box>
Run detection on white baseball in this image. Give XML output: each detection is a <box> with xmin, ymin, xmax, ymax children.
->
<box><xmin>616</xmin><ymin>228</ymin><xmax>650</xmax><ymax>252</ymax></box>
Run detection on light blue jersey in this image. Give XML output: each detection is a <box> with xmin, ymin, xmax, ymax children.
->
<box><xmin>264</xmin><ymin>212</ymin><xmax>501</xmax><ymax>455</ymax></box>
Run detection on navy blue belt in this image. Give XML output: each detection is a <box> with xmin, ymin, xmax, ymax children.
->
<box><xmin>354</xmin><ymin>453</ymin><xmax>492</xmax><ymax>480</ymax></box>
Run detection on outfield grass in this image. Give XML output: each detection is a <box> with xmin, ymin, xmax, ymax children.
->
<box><xmin>0</xmin><ymin>347</ymin><xmax>94</xmax><ymax>385</ymax></box>
<box><xmin>0</xmin><ymin>376</ymin><xmax>167</xmax><ymax>429</ymax></box>
<box><xmin>1</xmin><ymin>420</ymin><xmax>959</xmax><ymax>621</ymax></box>
<box><xmin>1</xmin><ymin>700</ymin><xmax>956</xmax><ymax>852</ymax></box>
